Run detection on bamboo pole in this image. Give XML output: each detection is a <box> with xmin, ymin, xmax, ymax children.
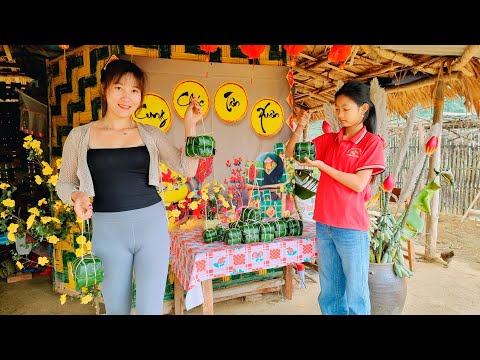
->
<box><xmin>424</xmin><ymin>80</ymin><xmax>444</xmax><ymax>260</ymax></box>
<box><xmin>385</xmin><ymin>72</ymin><xmax>462</xmax><ymax>94</ymax></box>
<box><xmin>452</xmin><ymin>45</ymin><xmax>480</xmax><ymax>72</ymax></box>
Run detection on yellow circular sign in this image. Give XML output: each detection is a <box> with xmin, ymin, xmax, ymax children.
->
<box><xmin>172</xmin><ymin>80</ymin><xmax>210</xmax><ymax>120</ymax></box>
<box><xmin>250</xmin><ymin>98</ymin><xmax>284</xmax><ymax>137</ymax></box>
<box><xmin>133</xmin><ymin>93</ymin><xmax>172</xmax><ymax>132</ymax></box>
<box><xmin>214</xmin><ymin>82</ymin><xmax>248</xmax><ymax>123</ymax></box>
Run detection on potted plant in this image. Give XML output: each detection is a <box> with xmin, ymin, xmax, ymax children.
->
<box><xmin>367</xmin><ymin>135</ymin><xmax>454</xmax><ymax>314</ymax></box>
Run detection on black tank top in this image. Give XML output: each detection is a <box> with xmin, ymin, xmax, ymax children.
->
<box><xmin>87</xmin><ymin>145</ymin><xmax>161</xmax><ymax>212</ymax></box>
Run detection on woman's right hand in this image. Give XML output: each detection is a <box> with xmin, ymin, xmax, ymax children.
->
<box><xmin>295</xmin><ymin>109</ymin><xmax>311</xmax><ymax>129</ymax></box>
<box><xmin>72</xmin><ymin>191</ymin><xmax>93</xmax><ymax>220</ymax></box>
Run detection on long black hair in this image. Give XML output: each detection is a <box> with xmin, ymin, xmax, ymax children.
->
<box><xmin>335</xmin><ymin>80</ymin><xmax>377</xmax><ymax>134</ymax></box>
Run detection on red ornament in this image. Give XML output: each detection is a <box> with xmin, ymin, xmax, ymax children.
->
<box><xmin>328</xmin><ymin>45</ymin><xmax>352</xmax><ymax>63</ymax></box>
<box><xmin>199</xmin><ymin>45</ymin><xmax>220</xmax><ymax>62</ymax></box>
<box><xmin>283</xmin><ymin>45</ymin><xmax>306</xmax><ymax>57</ymax></box>
<box><xmin>239</xmin><ymin>45</ymin><xmax>266</xmax><ymax>59</ymax></box>
<box><xmin>322</xmin><ymin>121</ymin><xmax>333</xmax><ymax>134</ymax></box>
<box><xmin>425</xmin><ymin>136</ymin><xmax>439</xmax><ymax>156</ymax></box>
<box><xmin>58</xmin><ymin>45</ymin><xmax>69</xmax><ymax>68</ymax></box>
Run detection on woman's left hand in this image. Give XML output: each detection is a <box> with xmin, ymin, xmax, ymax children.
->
<box><xmin>296</xmin><ymin>157</ymin><xmax>324</xmax><ymax>170</ymax></box>
<box><xmin>184</xmin><ymin>96</ymin><xmax>204</xmax><ymax>128</ymax></box>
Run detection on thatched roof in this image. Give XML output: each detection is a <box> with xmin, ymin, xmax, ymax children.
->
<box><xmin>292</xmin><ymin>45</ymin><xmax>480</xmax><ymax>121</ymax></box>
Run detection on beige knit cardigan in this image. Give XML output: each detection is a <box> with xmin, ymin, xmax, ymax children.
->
<box><xmin>56</xmin><ymin>121</ymin><xmax>199</xmax><ymax>206</ymax></box>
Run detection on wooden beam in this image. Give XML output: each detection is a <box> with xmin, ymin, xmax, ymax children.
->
<box><xmin>385</xmin><ymin>72</ymin><xmax>462</xmax><ymax>94</ymax></box>
<box><xmin>452</xmin><ymin>45</ymin><xmax>480</xmax><ymax>71</ymax></box>
<box><xmin>293</xmin><ymin>65</ymin><xmax>331</xmax><ymax>83</ymax></box>
<box><xmin>369</xmin><ymin>46</ymin><xmax>438</xmax><ymax>76</ymax></box>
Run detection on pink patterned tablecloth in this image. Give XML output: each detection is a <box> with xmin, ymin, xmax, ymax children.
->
<box><xmin>170</xmin><ymin>222</ymin><xmax>317</xmax><ymax>291</ymax></box>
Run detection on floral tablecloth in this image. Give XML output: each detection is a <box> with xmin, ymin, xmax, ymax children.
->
<box><xmin>170</xmin><ymin>222</ymin><xmax>317</xmax><ymax>292</ymax></box>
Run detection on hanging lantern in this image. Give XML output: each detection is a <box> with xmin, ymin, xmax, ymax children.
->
<box><xmin>199</xmin><ymin>45</ymin><xmax>220</xmax><ymax>62</ymax></box>
<box><xmin>283</xmin><ymin>45</ymin><xmax>306</xmax><ymax>67</ymax></box>
<box><xmin>58</xmin><ymin>45</ymin><xmax>69</xmax><ymax>68</ymax></box>
<box><xmin>239</xmin><ymin>45</ymin><xmax>266</xmax><ymax>59</ymax></box>
<box><xmin>327</xmin><ymin>45</ymin><xmax>352</xmax><ymax>67</ymax></box>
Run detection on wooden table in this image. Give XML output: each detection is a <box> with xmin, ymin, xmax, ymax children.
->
<box><xmin>170</xmin><ymin>222</ymin><xmax>317</xmax><ymax>315</ymax></box>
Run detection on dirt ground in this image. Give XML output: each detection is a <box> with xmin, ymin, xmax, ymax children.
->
<box><xmin>1</xmin><ymin>214</ymin><xmax>479</xmax><ymax>315</ymax></box>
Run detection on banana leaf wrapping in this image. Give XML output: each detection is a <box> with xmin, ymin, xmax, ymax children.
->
<box><xmin>229</xmin><ymin>220</ymin><xmax>246</xmax><ymax>230</ymax></box>
<box><xmin>273</xmin><ymin>219</ymin><xmax>289</xmax><ymax>238</ymax></box>
<box><xmin>242</xmin><ymin>223</ymin><xmax>260</xmax><ymax>244</ymax></box>
<box><xmin>286</xmin><ymin>218</ymin><xmax>304</xmax><ymax>236</ymax></box>
<box><xmin>185</xmin><ymin>135</ymin><xmax>216</xmax><ymax>158</ymax></box>
<box><xmin>240</xmin><ymin>207</ymin><xmax>262</xmax><ymax>223</ymax></box>
<box><xmin>294</xmin><ymin>169</ymin><xmax>318</xmax><ymax>200</ymax></box>
<box><xmin>203</xmin><ymin>228</ymin><xmax>218</xmax><ymax>243</ymax></box>
<box><xmin>215</xmin><ymin>225</ymin><xmax>227</xmax><ymax>240</ymax></box>
<box><xmin>71</xmin><ymin>253</ymin><xmax>104</xmax><ymax>289</ymax></box>
<box><xmin>294</xmin><ymin>141</ymin><xmax>316</xmax><ymax>162</ymax></box>
<box><xmin>259</xmin><ymin>222</ymin><xmax>276</xmax><ymax>242</ymax></box>
<box><xmin>223</xmin><ymin>228</ymin><xmax>243</xmax><ymax>245</ymax></box>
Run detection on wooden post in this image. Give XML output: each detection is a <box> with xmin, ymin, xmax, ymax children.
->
<box><xmin>174</xmin><ymin>274</ymin><xmax>184</xmax><ymax>315</ymax></box>
<box><xmin>283</xmin><ymin>264</ymin><xmax>293</xmax><ymax>300</ymax></box>
<box><xmin>425</xmin><ymin>80</ymin><xmax>444</xmax><ymax>260</ymax></box>
<box><xmin>201</xmin><ymin>280</ymin><xmax>214</xmax><ymax>315</ymax></box>
<box><xmin>461</xmin><ymin>190</ymin><xmax>480</xmax><ymax>222</ymax></box>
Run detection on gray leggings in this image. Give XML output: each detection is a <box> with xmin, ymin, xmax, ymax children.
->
<box><xmin>91</xmin><ymin>201</ymin><xmax>170</xmax><ymax>315</ymax></box>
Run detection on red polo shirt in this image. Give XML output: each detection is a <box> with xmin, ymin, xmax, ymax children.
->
<box><xmin>311</xmin><ymin>126</ymin><xmax>385</xmax><ymax>231</ymax></box>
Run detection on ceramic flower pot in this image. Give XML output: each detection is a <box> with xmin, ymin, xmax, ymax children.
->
<box><xmin>368</xmin><ymin>262</ymin><xmax>407</xmax><ymax>315</ymax></box>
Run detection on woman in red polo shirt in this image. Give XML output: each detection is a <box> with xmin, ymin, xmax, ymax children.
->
<box><xmin>286</xmin><ymin>80</ymin><xmax>385</xmax><ymax>315</ymax></box>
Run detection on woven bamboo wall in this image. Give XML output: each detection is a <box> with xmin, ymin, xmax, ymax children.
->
<box><xmin>47</xmin><ymin>45</ymin><xmax>286</xmax><ymax>156</ymax></box>
<box><xmin>388</xmin><ymin>128</ymin><xmax>480</xmax><ymax>215</ymax></box>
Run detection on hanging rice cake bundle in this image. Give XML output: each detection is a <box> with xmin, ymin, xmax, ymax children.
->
<box><xmin>240</xmin><ymin>207</ymin><xmax>262</xmax><ymax>224</ymax></box>
<box><xmin>293</xmin><ymin>141</ymin><xmax>316</xmax><ymax>162</ymax></box>
<box><xmin>273</xmin><ymin>219</ymin><xmax>289</xmax><ymax>238</ymax></box>
<box><xmin>259</xmin><ymin>222</ymin><xmax>276</xmax><ymax>242</ymax></box>
<box><xmin>71</xmin><ymin>253</ymin><xmax>104</xmax><ymax>289</ymax></box>
<box><xmin>185</xmin><ymin>135</ymin><xmax>216</xmax><ymax>158</ymax></box>
<box><xmin>202</xmin><ymin>228</ymin><xmax>218</xmax><ymax>243</ymax></box>
<box><xmin>286</xmin><ymin>218</ymin><xmax>304</xmax><ymax>236</ymax></box>
<box><xmin>223</xmin><ymin>228</ymin><xmax>243</xmax><ymax>245</ymax></box>
<box><xmin>229</xmin><ymin>220</ymin><xmax>246</xmax><ymax>230</ymax></box>
<box><xmin>242</xmin><ymin>223</ymin><xmax>260</xmax><ymax>244</ymax></box>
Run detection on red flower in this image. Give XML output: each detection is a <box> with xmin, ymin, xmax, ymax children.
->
<box><xmin>425</xmin><ymin>136</ymin><xmax>439</xmax><ymax>156</ymax></box>
<box><xmin>381</xmin><ymin>174</ymin><xmax>396</xmax><ymax>193</ymax></box>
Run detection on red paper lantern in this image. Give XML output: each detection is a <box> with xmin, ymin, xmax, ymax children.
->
<box><xmin>199</xmin><ymin>45</ymin><xmax>220</xmax><ymax>61</ymax></box>
<box><xmin>328</xmin><ymin>45</ymin><xmax>352</xmax><ymax>63</ymax></box>
<box><xmin>239</xmin><ymin>45</ymin><xmax>266</xmax><ymax>59</ymax></box>
<box><xmin>283</xmin><ymin>45</ymin><xmax>306</xmax><ymax>57</ymax></box>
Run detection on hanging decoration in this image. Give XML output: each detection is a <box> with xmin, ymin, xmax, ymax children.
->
<box><xmin>283</xmin><ymin>45</ymin><xmax>306</xmax><ymax>67</ymax></box>
<box><xmin>58</xmin><ymin>45</ymin><xmax>69</xmax><ymax>68</ymax></box>
<box><xmin>199</xmin><ymin>45</ymin><xmax>220</xmax><ymax>78</ymax></box>
<box><xmin>283</xmin><ymin>45</ymin><xmax>306</xmax><ymax>132</ymax></box>
<box><xmin>239</xmin><ymin>45</ymin><xmax>266</xmax><ymax>84</ymax></box>
<box><xmin>327</xmin><ymin>45</ymin><xmax>352</xmax><ymax>70</ymax></box>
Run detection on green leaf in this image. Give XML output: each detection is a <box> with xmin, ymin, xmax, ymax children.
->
<box><xmin>413</xmin><ymin>189</ymin><xmax>433</xmax><ymax>214</ymax></box>
<box><xmin>406</xmin><ymin>211</ymin><xmax>425</xmax><ymax>233</ymax></box>
<box><xmin>425</xmin><ymin>179</ymin><xmax>442</xmax><ymax>191</ymax></box>
<box><xmin>439</xmin><ymin>170</ymin><xmax>455</xmax><ymax>188</ymax></box>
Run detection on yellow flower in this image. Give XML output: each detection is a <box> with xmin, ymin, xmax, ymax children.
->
<box><xmin>76</xmin><ymin>235</ymin><xmax>87</xmax><ymax>245</ymax></box>
<box><xmin>41</xmin><ymin>216</ymin><xmax>52</xmax><ymax>224</ymax></box>
<box><xmin>23</xmin><ymin>141</ymin><xmax>31</xmax><ymax>149</ymax></box>
<box><xmin>7</xmin><ymin>223</ymin><xmax>19</xmax><ymax>233</ymax></box>
<box><xmin>85</xmin><ymin>241</ymin><xmax>92</xmax><ymax>251</ymax></box>
<box><xmin>187</xmin><ymin>191</ymin><xmax>195</xmax><ymax>199</ymax></box>
<box><xmin>24</xmin><ymin>135</ymin><xmax>33</xmax><ymax>142</ymax></box>
<box><xmin>81</xmin><ymin>294</ymin><xmax>93</xmax><ymax>304</ymax></box>
<box><xmin>16</xmin><ymin>261</ymin><xmax>23</xmax><ymax>270</ymax></box>
<box><xmin>7</xmin><ymin>232</ymin><xmax>16</xmax><ymax>242</ymax></box>
<box><xmin>30</xmin><ymin>139</ymin><xmax>41</xmax><ymax>149</ymax></box>
<box><xmin>171</xmin><ymin>209</ymin><xmax>181</xmax><ymax>218</ymax></box>
<box><xmin>75</xmin><ymin>248</ymin><xmax>86</xmax><ymax>257</ymax></box>
<box><xmin>35</xmin><ymin>147</ymin><xmax>43</xmax><ymax>155</ymax></box>
<box><xmin>189</xmin><ymin>201</ymin><xmax>199</xmax><ymax>210</ymax></box>
<box><xmin>34</xmin><ymin>175</ymin><xmax>43</xmax><ymax>185</ymax></box>
<box><xmin>51</xmin><ymin>217</ymin><xmax>61</xmax><ymax>224</ymax></box>
<box><xmin>60</xmin><ymin>294</ymin><xmax>67</xmax><ymax>305</ymax></box>
<box><xmin>38</xmin><ymin>198</ymin><xmax>47</xmax><ymax>206</ymax></box>
<box><xmin>47</xmin><ymin>174</ymin><xmax>58</xmax><ymax>186</ymax></box>
<box><xmin>37</xmin><ymin>257</ymin><xmax>49</xmax><ymax>266</ymax></box>
<box><xmin>56</xmin><ymin>158</ymin><xmax>62</xmax><ymax>169</ymax></box>
<box><xmin>26</xmin><ymin>215</ymin><xmax>35</xmax><ymax>229</ymax></box>
<box><xmin>47</xmin><ymin>235</ymin><xmax>59</xmax><ymax>244</ymax></box>
<box><xmin>0</xmin><ymin>211</ymin><xmax>6</xmax><ymax>219</ymax></box>
<box><xmin>159</xmin><ymin>163</ymin><xmax>168</xmax><ymax>173</ymax></box>
<box><xmin>2</xmin><ymin>199</ymin><xmax>15</xmax><ymax>207</ymax></box>
<box><xmin>0</xmin><ymin>183</ymin><xmax>10</xmax><ymax>189</ymax></box>
<box><xmin>213</xmin><ymin>186</ymin><xmax>220</xmax><ymax>193</ymax></box>
<box><xmin>28</xmin><ymin>207</ymin><xmax>40</xmax><ymax>216</ymax></box>
<box><xmin>42</xmin><ymin>165</ymin><xmax>53</xmax><ymax>176</ymax></box>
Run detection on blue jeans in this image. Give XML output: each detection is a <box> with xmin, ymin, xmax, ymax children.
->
<box><xmin>316</xmin><ymin>222</ymin><xmax>370</xmax><ymax>315</ymax></box>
